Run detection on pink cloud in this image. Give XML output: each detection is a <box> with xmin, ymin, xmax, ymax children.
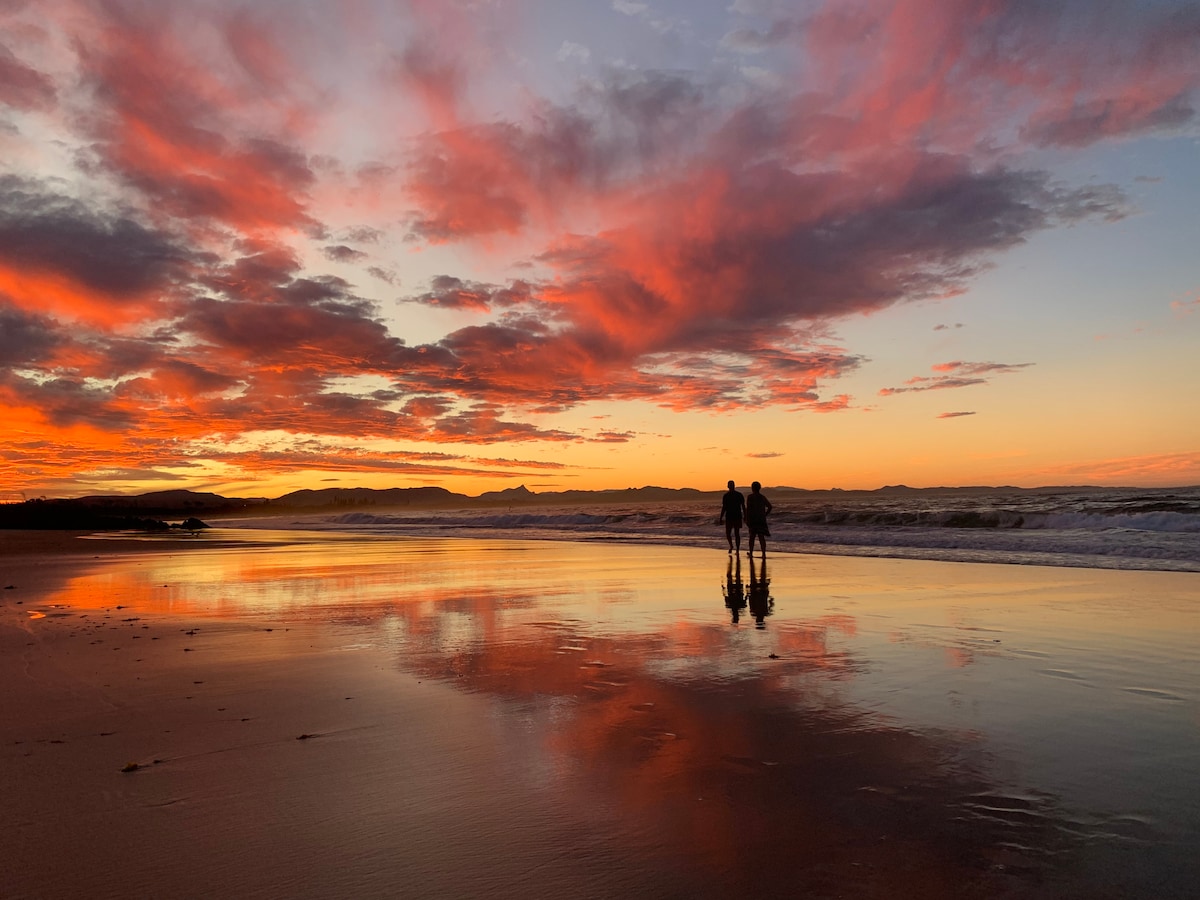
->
<box><xmin>1171</xmin><ymin>294</ymin><xmax>1199</xmax><ymax>316</ymax></box>
<box><xmin>881</xmin><ymin>361</ymin><xmax>1032</xmax><ymax>396</ymax></box>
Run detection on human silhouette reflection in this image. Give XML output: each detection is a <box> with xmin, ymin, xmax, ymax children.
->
<box><xmin>747</xmin><ymin>557</ymin><xmax>773</xmax><ymax>629</ymax></box>
<box><xmin>722</xmin><ymin>555</ymin><xmax>746</xmax><ymax>624</ymax></box>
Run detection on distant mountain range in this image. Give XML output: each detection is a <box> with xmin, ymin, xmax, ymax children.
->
<box><xmin>1</xmin><ymin>482</ymin><xmax>1125</xmax><ymax>531</ymax></box>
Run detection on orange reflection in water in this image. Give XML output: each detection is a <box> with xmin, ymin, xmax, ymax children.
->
<box><xmin>376</xmin><ymin>592</ymin><xmax>1010</xmax><ymax>895</ymax></box>
<box><xmin>33</xmin><ymin>532</ymin><xmax>1200</xmax><ymax>897</ymax></box>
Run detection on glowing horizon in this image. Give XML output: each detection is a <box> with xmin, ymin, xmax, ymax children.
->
<box><xmin>2</xmin><ymin>1</ymin><xmax>1198</xmax><ymax>499</ymax></box>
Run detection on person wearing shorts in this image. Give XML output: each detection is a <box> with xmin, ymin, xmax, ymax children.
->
<box><xmin>745</xmin><ymin>481</ymin><xmax>773</xmax><ymax>556</ymax></box>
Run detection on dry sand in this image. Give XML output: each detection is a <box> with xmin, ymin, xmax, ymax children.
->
<box><xmin>2</xmin><ymin>530</ymin><xmax>1197</xmax><ymax>899</ymax></box>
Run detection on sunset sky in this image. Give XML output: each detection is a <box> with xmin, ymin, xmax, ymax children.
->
<box><xmin>2</xmin><ymin>0</ymin><xmax>1198</xmax><ymax>500</ymax></box>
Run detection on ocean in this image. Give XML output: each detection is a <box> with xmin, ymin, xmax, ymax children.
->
<box><xmin>228</xmin><ymin>485</ymin><xmax>1200</xmax><ymax>573</ymax></box>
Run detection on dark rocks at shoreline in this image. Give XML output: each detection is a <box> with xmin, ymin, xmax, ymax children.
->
<box><xmin>0</xmin><ymin>498</ymin><xmax>211</xmax><ymax>533</ymax></box>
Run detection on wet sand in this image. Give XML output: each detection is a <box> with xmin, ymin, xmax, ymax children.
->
<box><xmin>2</xmin><ymin>529</ymin><xmax>1197</xmax><ymax>899</ymax></box>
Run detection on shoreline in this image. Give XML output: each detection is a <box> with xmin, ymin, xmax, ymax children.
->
<box><xmin>7</xmin><ymin>519</ymin><xmax>1200</xmax><ymax>577</ymax></box>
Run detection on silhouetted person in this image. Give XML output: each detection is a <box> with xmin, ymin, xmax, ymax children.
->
<box><xmin>747</xmin><ymin>557</ymin><xmax>773</xmax><ymax>629</ymax></box>
<box><xmin>718</xmin><ymin>479</ymin><xmax>745</xmax><ymax>552</ymax></box>
<box><xmin>745</xmin><ymin>481</ymin><xmax>773</xmax><ymax>556</ymax></box>
<box><xmin>723</xmin><ymin>555</ymin><xmax>746</xmax><ymax>624</ymax></box>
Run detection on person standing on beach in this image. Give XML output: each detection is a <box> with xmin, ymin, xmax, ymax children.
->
<box><xmin>718</xmin><ymin>480</ymin><xmax>745</xmax><ymax>552</ymax></box>
<box><xmin>745</xmin><ymin>481</ymin><xmax>773</xmax><ymax>556</ymax></box>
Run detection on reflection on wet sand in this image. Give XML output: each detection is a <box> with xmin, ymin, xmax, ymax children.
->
<box><xmin>747</xmin><ymin>556</ymin><xmax>773</xmax><ymax>628</ymax></box>
<box><xmin>367</xmin><ymin>563</ymin><xmax>1064</xmax><ymax>897</ymax></box>
<box><xmin>722</xmin><ymin>556</ymin><xmax>745</xmax><ymax>624</ymax></box>
<box><xmin>19</xmin><ymin>533</ymin><xmax>1200</xmax><ymax>898</ymax></box>
<box><xmin>723</xmin><ymin>556</ymin><xmax>775</xmax><ymax>629</ymax></box>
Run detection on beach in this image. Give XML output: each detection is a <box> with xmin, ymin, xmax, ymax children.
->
<box><xmin>2</xmin><ymin>529</ymin><xmax>1197</xmax><ymax>899</ymax></box>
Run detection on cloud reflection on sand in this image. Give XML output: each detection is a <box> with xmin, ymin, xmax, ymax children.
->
<box><xmin>30</xmin><ymin>532</ymin><xmax>1200</xmax><ymax>897</ymax></box>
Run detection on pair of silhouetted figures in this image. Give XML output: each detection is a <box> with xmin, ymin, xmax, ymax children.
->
<box><xmin>717</xmin><ymin>480</ymin><xmax>773</xmax><ymax>555</ymax></box>
<box><xmin>723</xmin><ymin>555</ymin><xmax>772</xmax><ymax>628</ymax></box>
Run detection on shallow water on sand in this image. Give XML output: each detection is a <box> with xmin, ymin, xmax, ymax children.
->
<box><xmin>8</xmin><ymin>532</ymin><xmax>1199</xmax><ymax>899</ymax></box>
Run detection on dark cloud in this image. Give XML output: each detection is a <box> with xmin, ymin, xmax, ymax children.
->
<box><xmin>179</xmin><ymin>440</ymin><xmax>552</xmax><ymax>479</ymax></box>
<box><xmin>1023</xmin><ymin>94</ymin><xmax>1194</xmax><ymax>148</ymax></box>
<box><xmin>938</xmin><ymin>411</ymin><xmax>976</xmax><ymax>419</ymax></box>
<box><xmin>402</xmin><ymin>396</ymin><xmax>451</xmax><ymax>419</ymax></box>
<box><xmin>179</xmin><ymin>293</ymin><xmax>401</xmax><ymax>369</ymax></box>
<box><xmin>403</xmin><ymin>71</ymin><xmax>713</xmax><ymax>242</ymax></box>
<box><xmin>393</xmin><ymin>40</ymin><xmax>467</xmax><ymax>121</ymax></box>
<box><xmin>323</xmin><ymin>245</ymin><xmax>367</xmax><ymax>263</ymax></box>
<box><xmin>343</xmin><ymin>227</ymin><xmax>384</xmax><ymax>244</ymax></box>
<box><xmin>405</xmin><ymin>275</ymin><xmax>534</xmax><ymax>312</ymax></box>
<box><xmin>0</xmin><ymin>43</ymin><xmax>56</xmax><ymax>110</ymax></box>
<box><xmin>465</xmin><ymin>456</ymin><xmax>570</xmax><ymax>470</ymax></box>
<box><xmin>1044</xmin><ymin>182</ymin><xmax>1129</xmax><ymax>224</ymax></box>
<box><xmin>0</xmin><ymin>302</ymin><xmax>60</xmax><ymax>364</ymax></box>
<box><xmin>188</xmin><ymin>384</ymin><xmax>412</xmax><ymax>438</ymax></box>
<box><xmin>114</xmin><ymin>360</ymin><xmax>240</xmax><ymax>400</ymax></box>
<box><xmin>429</xmin><ymin>407</ymin><xmax>580</xmax><ymax>443</ymax></box>
<box><xmin>0</xmin><ymin>175</ymin><xmax>198</xmax><ymax>298</ymax></box>
<box><xmin>4</xmin><ymin>374</ymin><xmax>135</xmax><ymax>429</ymax></box>
<box><xmin>199</xmin><ymin>244</ymin><xmax>300</xmax><ymax>301</ymax></box>
<box><xmin>1014</xmin><ymin>5</ymin><xmax>1200</xmax><ymax>148</ymax></box>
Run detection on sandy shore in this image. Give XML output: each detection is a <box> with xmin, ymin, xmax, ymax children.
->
<box><xmin>2</xmin><ymin>529</ymin><xmax>1197</xmax><ymax>899</ymax></box>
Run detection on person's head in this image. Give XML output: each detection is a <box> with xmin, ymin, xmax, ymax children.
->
<box><xmin>727</xmin><ymin>480</ymin><xmax>735</xmax><ymax>490</ymax></box>
<box><xmin>751</xmin><ymin>481</ymin><xmax>761</xmax><ymax>492</ymax></box>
